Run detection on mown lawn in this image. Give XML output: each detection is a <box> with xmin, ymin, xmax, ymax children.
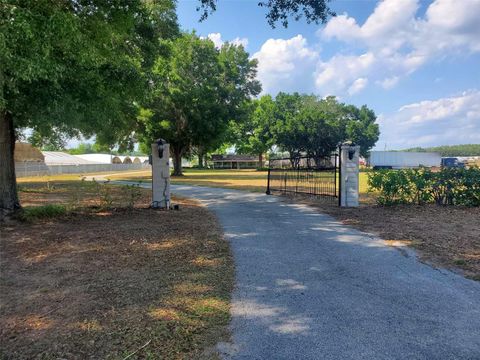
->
<box><xmin>1</xmin><ymin>182</ymin><xmax>234</xmax><ymax>359</ymax></box>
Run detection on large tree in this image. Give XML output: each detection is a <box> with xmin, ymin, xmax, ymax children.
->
<box><xmin>138</xmin><ymin>33</ymin><xmax>260</xmax><ymax>175</ymax></box>
<box><xmin>0</xmin><ymin>0</ymin><xmax>178</xmax><ymax>216</ymax></box>
<box><xmin>270</xmin><ymin>92</ymin><xmax>311</xmax><ymax>165</ymax></box>
<box><xmin>231</xmin><ymin>95</ymin><xmax>276</xmax><ymax>167</ymax></box>
<box><xmin>342</xmin><ymin>104</ymin><xmax>380</xmax><ymax>158</ymax></box>
<box><xmin>271</xmin><ymin>94</ymin><xmax>379</xmax><ymax>165</ymax></box>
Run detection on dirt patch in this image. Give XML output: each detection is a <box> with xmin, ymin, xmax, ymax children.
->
<box><xmin>280</xmin><ymin>193</ymin><xmax>480</xmax><ymax>280</ymax></box>
<box><xmin>1</xmin><ymin>184</ymin><xmax>234</xmax><ymax>359</ymax></box>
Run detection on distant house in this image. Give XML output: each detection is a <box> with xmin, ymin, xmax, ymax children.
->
<box><xmin>211</xmin><ymin>154</ymin><xmax>260</xmax><ymax>169</ymax></box>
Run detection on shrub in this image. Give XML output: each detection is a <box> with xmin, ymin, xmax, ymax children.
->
<box><xmin>125</xmin><ymin>183</ymin><xmax>143</xmax><ymax>209</ymax></box>
<box><xmin>91</xmin><ymin>179</ymin><xmax>115</xmax><ymax>209</ymax></box>
<box><xmin>19</xmin><ymin>205</ymin><xmax>67</xmax><ymax>221</ymax></box>
<box><xmin>368</xmin><ymin>167</ymin><xmax>480</xmax><ymax>206</ymax></box>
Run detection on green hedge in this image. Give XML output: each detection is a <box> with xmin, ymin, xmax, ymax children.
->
<box><xmin>368</xmin><ymin>167</ymin><xmax>480</xmax><ymax>206</ymax></box>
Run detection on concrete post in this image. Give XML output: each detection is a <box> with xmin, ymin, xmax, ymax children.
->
<box><xmin>340</xmin><ymin>144</ymin><xmax>360</xmax><ymax>207</ymax></box>
<box><xmin>151</xmin><ymin>140</ymin><xmax>170</xmax><ymax>209</ymax></box>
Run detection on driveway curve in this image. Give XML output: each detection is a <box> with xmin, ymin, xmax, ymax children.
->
<box><xmin>173</xmin><ymin>185</ymin><xmax>480</xmax><ymax>359</ymax></box>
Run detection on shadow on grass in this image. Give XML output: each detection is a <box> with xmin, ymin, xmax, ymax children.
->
<box><xmin>0</xmin><ymin>199</ymin><xmax>234</xmax><ymax>359</ymax></box>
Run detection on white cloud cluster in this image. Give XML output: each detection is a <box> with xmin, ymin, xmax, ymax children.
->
<box><xmin>378</xmin><ymin>90</ymin><xmax>480</xmax><ymax>149</ymax></box>
<box><xmin>254</xmin><ymin>0</ymin><xmax>480</xmax><ymax>97</ymax></box>
<box><xmin>316</xmin><ymin>0</ymin><xmax>480</xmax><ymax>96</ymax></box>
<box><xmin>252</xmin><ymin>35</ymin><xmax>318</xmax><ymax>94</ymax></box>
<box><xmin>207</xmin><ymin>33</ymin><xmax>249</xmax><ymax>49</ymax></box>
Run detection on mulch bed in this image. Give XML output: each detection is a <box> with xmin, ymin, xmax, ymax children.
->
<box><xmin>281</xmin><ymin>193</ymin><xmax>480</xmax><ymax>280</ymax></box>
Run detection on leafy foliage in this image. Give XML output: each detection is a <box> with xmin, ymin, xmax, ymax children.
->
<box><xmin>231</xmin><ymin>95</ymin><xmax>276</xmax><ymax>164</ymax></box>
<box><xmin>368</xmin><ymin>168</ymin><xmax>480</xmax><ymax>206</ymax></box>
<box><xmin>2</xmin><ymin>0</ymin><xmax>178</xmax><ymax>143</ymax></box>
<box><xmin>138</xmin><ymin>33</ymin><xmax>260</xmax><ymax>175</ymax></box>
<box><xmin>196</xmin><ymin>0</ymin><xmax>335</xmax><ymax>28</ymax></box>
<box><xmin>1</xmin><ymin>0</ymin><xmax>178</xmax><ymax>212</ymax></box>
<box><xmin>266</xmin><ymin>93</ymin><xmax>379</xmax><ymax>164</ymax></box>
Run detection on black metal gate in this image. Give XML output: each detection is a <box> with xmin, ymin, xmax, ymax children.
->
<box><xmin>266</xmin><ymin>155</ymin><xmax>339</xmax><ymax>201</ymax></box>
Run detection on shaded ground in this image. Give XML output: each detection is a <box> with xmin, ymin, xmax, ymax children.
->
<box><xmin>283</xmin><ymin>194</ymin><xmax>480</xmax><ymax>280</ymax></box>
<box><xmin>1</xmin><ymin>183</ymin><xmax>234</xmax><ymax>359</ymax></box>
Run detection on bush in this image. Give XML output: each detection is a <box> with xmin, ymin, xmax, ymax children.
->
<box><xmin>19</xmin><ymin>205</ymin><xmax>67</xmax><ymax>221</ymax></box>
<box><xmin>368</xmin><ymin>167</ymin><xmax>480</xmax><ymax>206</ymax></box>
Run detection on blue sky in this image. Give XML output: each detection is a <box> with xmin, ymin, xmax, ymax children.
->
<box><xmin>177</xmin><ymin>0</ymin><xmax>480</xmax><ymax>150</ymax></box>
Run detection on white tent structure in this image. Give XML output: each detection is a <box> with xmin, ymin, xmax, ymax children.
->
<box><xmin>75</xmin><ymin>154</ymin><xmax>149</xmax><ymax>164</ymax></box>
<box><xmin>74</xmin><ymin>153</ymin><xmax>113</xmax><ymax>164</ymax></box>
<box><xmin>16</xmin><ymin>151</ymin><xmax>149</xmax><ymax>178</ymax></box>
<box><xmin>43</xmin><ymin>151</ymin><xmax>101</xmax><ymax>165</ymax></box>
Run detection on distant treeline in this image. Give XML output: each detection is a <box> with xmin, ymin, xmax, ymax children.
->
<box><xmin>403</xmin><ymin>144</ymin><xmax>480</xmax><ymax>157</ymax></box>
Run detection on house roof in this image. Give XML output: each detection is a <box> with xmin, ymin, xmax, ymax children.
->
<box><xmin>211</xmin><ymin>154</ymin><xmax>258</xmax><ymax>162</ymax></box>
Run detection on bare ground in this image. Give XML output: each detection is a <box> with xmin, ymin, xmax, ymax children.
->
<box><xmin>280</xmin><ymin>193</ymin><xmax>480</xmax><ymax>281</ymax></box>
<box><xmin>0</xmin><ymin>183</ymin><xmax>234</xmax><ymax>359</ymax></box>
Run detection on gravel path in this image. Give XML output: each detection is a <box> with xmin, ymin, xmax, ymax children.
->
<box><xmin>159</xmin><ymin>184</ymin><xmax>480</xmax><ymax>359</ymax></box>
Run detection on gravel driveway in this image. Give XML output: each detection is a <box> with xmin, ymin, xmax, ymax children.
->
<box><xmin>170</xmin><ymin>185</ymin><xmax>480</xmax><ymax>359</ymax></box>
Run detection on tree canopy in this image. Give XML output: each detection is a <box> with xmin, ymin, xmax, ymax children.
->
<box><xmin>138</xmin><ymin>33</ymin><xmax>261</xmax><ymax>175</ymax></box>
<box><xmin>228</xmin><ymin>95</ymin><xmax>276</xmax><ymax>166</ymax></box>
<box><xmin>403</xmin><ymin>144</ymin><xmax>480</xmax><ymax>157</ymax></box>
<box><xmin>0</xmin><ymin>0</ymin><xmax>178</xmax><ymax>214</ymax></box>
<box><xmin>231</xmin><ymin>93</ymin><xmax>379</xmax><ymax>166</ymax></box>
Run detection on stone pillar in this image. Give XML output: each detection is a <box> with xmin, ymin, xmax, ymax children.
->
<box><xmin>151</xmin><ymin>140</ymin><xmax>170</xmax><ymax>209</ymax></box>
<box><xmin>340</xmin><ymin>144</ymin><xmax>360</xmax><ymax>207</ymax></box>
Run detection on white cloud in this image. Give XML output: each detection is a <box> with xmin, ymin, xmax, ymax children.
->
<box><xmin>232</xmin><ymin>37</ymin><xmax>249</xmax><ymax>48</ymax></box>
<box><xmin>348</xmin><ymin>78</ymin><xmax>369</xmax><ymax>95</ymax></box>
<box><xmin>378</xmin><ymin>76</ymin><xmax>400</xmax><ymax>89</ymax></box>
<box><xmin>315</xmin><ymin>53</ymin><xmax>375</xmax><ymax>96</ymax></box>
<box><xmin>252</xmin><ymin>35</ymin><xmax>319</xmax><ymax>94</ymax></box>
<box><xmin>377</xmin><ymin>90</ymin><xmax>480</xmax><ymax>149</ymax></box>
<box><xmin>207</xmin><ymin>33</ymin><xmax>223</xmax><ymax>48</ymax></box>
<box><xmin>313</xmin><ymin>0</ymin><xmax>480</xmax><ymax>96</ymax></box>
<box><xmin>206</xmin><ymin>33</ymin><xmax>249</xmax><ymax>49</ymax></box>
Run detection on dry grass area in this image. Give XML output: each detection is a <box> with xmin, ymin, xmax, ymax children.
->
<box><xmin>0</xmin><ymin>182</ymin><xmax>234</xmax><ymax>359</ymax></box>
<box><xmin>109</xmin><ymin>169</ymin><xmax>269</xmax><ymax>193</ymax></box>
<box><xmin>285</xmin><ymin>194</ymin><xmax>480</xmax><ymax>281</ymax></box>
<box><xmin>110</xmin><ymin>169</ymin><xmax>371</xmax><ymax>194</ymax></box>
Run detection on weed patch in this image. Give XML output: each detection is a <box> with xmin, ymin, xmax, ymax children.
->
<box><xmin>18</xmin><ymin>204</ymin><xmax>67</xmax><ymax>221</ymax></box>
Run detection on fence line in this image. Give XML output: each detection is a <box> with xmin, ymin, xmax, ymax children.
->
<box><xmin>15</xmin><ymin>162</ymin><xmax>150</xmax><ymax>178</ymax></box>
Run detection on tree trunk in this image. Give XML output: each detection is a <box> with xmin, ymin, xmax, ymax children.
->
<box><xmin>198</xmin><ymin>153</ymin><xmax>204</xmax><ymax>168</ymax></box>
<box><xmin>0</xmin><ymin>111</ymin><xmax>20</xmax><ymax>219</ymax></box>
<box><xmin>258</xmin><ymin>153</ymin><xmax>263</xmax><ymax>168</ymax></box>
<box><xmin>171</xmin><ymin>147</ymin><xmax>183</xmax><ymax>176</ymax></box>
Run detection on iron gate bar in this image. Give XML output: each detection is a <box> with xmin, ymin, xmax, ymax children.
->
<box><xmin>266</xmin><ymin>155</ymin><xmax>339</xmax><ymax>200</ymax></box>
